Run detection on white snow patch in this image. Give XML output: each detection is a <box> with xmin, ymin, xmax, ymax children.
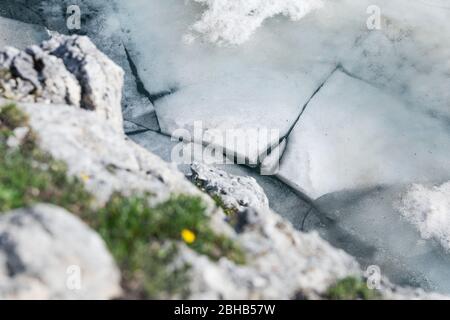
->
<box><xmin>186</xmin><ymin>0</ymin><xmax>323</xmax><ymax>45</ymax></box>
<box><xmin>397</xmin><ymin>182</ymin><xmax>450</xmax><ymax>251</ymax></box>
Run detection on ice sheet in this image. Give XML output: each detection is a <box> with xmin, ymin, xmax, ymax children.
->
<box><xmin>311</xmin><ymin>185</ymin><xmax>450</xmax><ymax>293</ymax></box>
<box><xmin>116</xmin><ymin>0</ymin><xmax>367</xmax><ymax>161</ymax></box>
<box><xmin>0</xmin><ymin>16</ymin><xmax>48</xmax><ymax>50</ymax></box>
<box><xmin>278</xmin><ymin>71</ymin><xmax>450</xmax><ymax>198</ymax></box>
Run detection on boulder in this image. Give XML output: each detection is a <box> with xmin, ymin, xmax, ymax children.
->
<box><xmin>0</xmin><ymin>204</ymin><xmax>121</xmax><ymax>299</ymax></box>
<box><xmin>0</xmin><ymin>46</ymin><xmax>81</xmax><ymax>106</ymax></box>
<box><xmin>0</xmin><ymin>35</ymin><xmax>124</xmax><ymax>132</ymax></box>
<box><xmin>42</xmin><ymin>35</ymin><xmax>124</xmax><ymax>132</ymax></box>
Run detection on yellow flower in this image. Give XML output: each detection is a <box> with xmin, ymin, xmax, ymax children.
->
<box><xmin>181</xmin><ymin>229</ymin><xmax>196</xmax><ymax>244</ymax></box>
<box><xmin>80</xmin><ymin>172</ymin><xmax>90</xmax><ymax>183</ymax></box>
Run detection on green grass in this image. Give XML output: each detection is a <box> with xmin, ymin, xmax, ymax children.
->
<box><xmin>0</xmin><ymin>103</ymin><xmax>245</xmax><ymax>299</ymax></box>
<box><xmin>0</xmin><ymin>103</ymin><xmax>94</xmax><ymax>214</ymax></box>
<box><xmin>326</xmin><ymin>277</ymin><xmax>381</xmax><ymax>300</ymax></box>
<box><xmin>91</xmin><ymin>194</ymin><xmax>245</xmax><ymax>265</ymax></box>
<box><xmin>0</xmin><ymin>103</ymin><xmax>29</xmax><ymax>130</ymax></box>
<box><xmin>87</xmin><ymin>194</ymin><xmax>244</xmax><ymax>299</ymax></box>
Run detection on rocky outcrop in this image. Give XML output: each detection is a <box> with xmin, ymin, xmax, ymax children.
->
<box><xmin>0</xmin><ymin>35</ymin><xmax>124</xmax><ymax>132</ymax></box>
<box><xmin>0</xmin><ymin>204</ymin><xmax>121</xmax><ymax>300</ymax></box>
<box><xmin>0</xmin><ymin>46</ymin><xmax>80</xmax><ymax>107</ymax></box>
<box><xmin>42</xmin><ymin>35</ymin><xmax>124</xmax><ymax>132</ymax></box>
<box><xmin>1</xmin><ymin>99</ymin><xmax>364</xmax><ymax>299</ymax></box>
<box><xmin>12</xmin><ymin>101</ymin><xmax>209</xmax><ymax>207</ymax></box>
<box><xmin>0</xmin><ymin>0</ymin><xmax>160</xmax><ymax>133</ymax></box>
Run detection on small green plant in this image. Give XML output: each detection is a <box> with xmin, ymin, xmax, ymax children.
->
<box><xmin>87</xmin><ymin>194</ymin><xmax>245</xmax><ymax>298</ymax></box>
<box><xmin>0</xmin><ymin>103</ymin><xmax>29</xmax><ymax>131</ymax></box>
<box><xmin>0</xmin><ymin>104</ymin><xmax>94</xmax><ymax>214</ymax></box>
<box><xmin>92</xmin><ymin>194</ymin><xmax>245</xmax><ymax>266</ymax></box>
<box><xmin>326</xmin><ymin>276</ymin><xmax>381</xmax><ymax>300</ymax></box>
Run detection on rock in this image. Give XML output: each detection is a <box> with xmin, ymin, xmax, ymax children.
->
<box><xmin>0</xmin><ymin>45</ymin><xmax>81</xmax><ymax>106</ymax></box>
<box><xmin>0</xmin><ymin>94</ymin><xmax>443</xmax><ymax>302</ymax></box>
<box><xmin>188</xmin><ymin>163</ymin><xmax>361</xmax><ymax>298</ymax></box>
<box><xmin>128</xmin><ymin>131</ymin><xmax>315</xmax><ymax>228</ymax></box>
<box><xmin>9</xmin><ymin>101</ymin><xmax>203</xmax><ymax>206</ymax></box>
<box><xmin>178</xmin><ymin>215</ymin><xmax>363</xmax><ymax>299</ymax></box>
<box><xmin>0</xmin><ymin>35</ymin><xmax>124</xmax><ymax>133</ymax></box>
<box><xmin>3</xmin><ymin>99</ymin><xmax>362</xmax><ymax>299</ymax></box>
<box><xmin>0</xmin><ymin>0</ymin><xmax>160</xmax><ymax>132</ymax></box>
<box><xmin>191</xmin><ymin>162</ymin><xmax>270</xmax><ymax>211</ymax></box>
<box><xmin>0</xmin><ymin>204</ymin><xmax>121</xmax><ymax>300</ymax></box>
<box><xmin>42</xmin><ymin>35</ymin><xmax>124</xmax><ymax>132</ymax></box>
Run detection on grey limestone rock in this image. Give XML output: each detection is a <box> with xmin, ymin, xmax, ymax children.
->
<box><xmin>0</xmin><ymin>204</ymin><xmax>122</xmax><ymax>300</ymax></box>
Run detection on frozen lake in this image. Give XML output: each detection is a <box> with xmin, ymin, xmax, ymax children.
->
<box><xmin>2</xmin><ymin>0</ymin><xmax>450</xmax><ymax>294</ymax></box>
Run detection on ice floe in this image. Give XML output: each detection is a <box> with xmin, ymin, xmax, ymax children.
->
<box><xmin>0</xmin><ymin>16</ymin><xmax>48</xmax><ymax>50</ymax></box>
<box><xmin>312</xmin><ymin>185</ymin><xmax>450</xmax><ymax>294</ymax></box>
<box><xmin>116</xmin><ymin>0</ymin><xmax>364</xmax><ymax>162</ymax></box>
<box><xmin>278</xmin><ymin>71</ymin><xmax>450</xmax><ymax>198</ymax></box>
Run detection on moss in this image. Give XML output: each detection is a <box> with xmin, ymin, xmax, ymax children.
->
<box><xmin>326</xmin><ymin>277</ymin><xmax>382</xmax><ymax>300</ymax></box>
<box><xmin>93</xmin><ymin>194</ymin><xmax>245</xmax><ymax>264</ymax></box>
<box><xmin>81</xmin><ymin>193</ymin><xmax>245</xmax><ymax>298</ymax></box>
<box><xmin>0</xmin><ymin>104</ymin><xmax>94</xmax><ymax>214</ymax></box>
<box><xmin>0</xmin><ymin>103</ymin><xmax>29</xmax><ymax>132</ymax></box>
<box><xmin>0</xmin><ymin>147</ymin><xmax>94</xmax><ymax>214</ymax></box>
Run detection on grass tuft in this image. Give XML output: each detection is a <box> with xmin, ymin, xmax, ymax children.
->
<box><xmin>0</xmin><ymin>104</ymin><xmax>93</xmax><ymax>214</ymax></box>
<box><xmin>326</xmin><ymin>276</ymin><xmax>381</xmax><ymax>300</ymax></box>
<box><xmin>84</xmin><ymin>193</ymin><xmax>245</xmax><ymax>298</ymax></box>
<box><xmin>0</xmin><ymin>103</ymin><xmax>28</xmax><ymax>130</ymax></box>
